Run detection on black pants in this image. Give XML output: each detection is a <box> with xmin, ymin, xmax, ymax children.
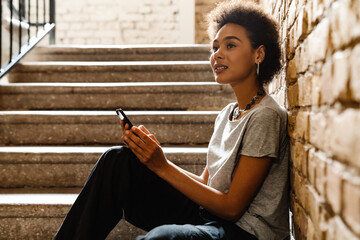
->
<box><xmin>54</xmin><ymin>146</ymin><xmax>258</xmax><ymax>240</ymax></box>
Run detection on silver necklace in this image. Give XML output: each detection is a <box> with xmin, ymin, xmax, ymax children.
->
<box><xmin>232</xmin><ymin>89</ymin><xmax>265</xmax><ymax>121</ymax></box>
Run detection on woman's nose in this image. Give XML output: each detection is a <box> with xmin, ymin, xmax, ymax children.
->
<box><xmin>213</xmin><ymin>49</ymin><xmax>224</xmax><ymax>59</ymax></box>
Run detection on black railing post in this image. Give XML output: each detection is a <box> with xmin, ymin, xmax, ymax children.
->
<box><xmin>19</xmin><ymin>0</ymin><xmax>22</xmax><ymax>53</ymax></box>
<box><xmin>1</xmin><ymin>0</ymin><xmax>56</xmax><ymax>77</ymax></box>
<box><xmin>49</xmin><ymin>0</ymin><xmax>55</xmax><ymax>44</ymax></box>
<box><xmin>36</xmin><ymin>0</ymin><xmax>38</xmax><ymax>35</ymax></box>
<box><xmin>0</xmin><ymin>1</ymin><xmax>2</xmax><ymax>68</ymax></box>
<box><xmin>43</xmin><ymin>0</ymin><xmax>46</xmax><ymax>30</ymax></box>
<box><xmin>27</xmin><ymin>0</ymin><xmax>30</xmax><ymax>44</ymax></box>
<box><xmin>9</xmin><ymin>0</ymin><xmax>13</xmax><ymax>63</ymax></box>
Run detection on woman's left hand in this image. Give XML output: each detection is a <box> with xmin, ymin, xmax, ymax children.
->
<box><xmin>121</xmin><ymin>125</ymin><xmax>168</xmax><ymax>173</ymax></box>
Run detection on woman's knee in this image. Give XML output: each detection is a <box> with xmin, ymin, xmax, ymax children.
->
<box><xmin>97</xmin><ymin>146</ymin><xmax>132</xmax><ymax>165</ymax></box>
<box><xmin>137</xmin><ymin>224</ymin><xmax>212</xmax><ymax>240</ymax></box>
<box><xmin>138</xmin><ymin>224</ymin><xmax>182</xmax><ymax>240</ymax></box>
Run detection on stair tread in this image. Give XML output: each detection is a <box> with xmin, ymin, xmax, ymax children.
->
<box><xmin>1</xmin><ymin>81</ymin><xmax>219</xmax><ymax>87</ymax></box>
<box><xmin>0</xmin><ymin>145</ymin><xmax>208</xmax><ymax>153</ymax></box>
<box><xmin>0</xmin><ymin>110</ymin><xmax>219</xmax><ymax>116</ymax></box>
<box><xmin>8</xmin><ymin>61</ymin><xmax>214</xmax><ymax>83</ymax></box>
<box><xmin>0</xmin><ymin>81</ymin><xmax>229</xmax><ymax>93</ymax></box>
<box><xmin>0</xmin><ymin>83</ymin><xmax>232</xmax><ymax>111</ymax></box>
<box><xmin>13</xmin><ymin>60</ymin><xmax>210</xmax><ymax>68</ymax></box>
<box><xmin>0</xmin><ymin>192</ymin><xmax>78</xmax><ymax>205</ymax></box>
<box><xmin>0</xmin><ymin>146</ymin><xmax>208</xmax><ymax>165</ymax></box>
<box><xmin>32</xmin><ymin>44</ymin><xmax>210</xmax><ymax>52</ymax></box>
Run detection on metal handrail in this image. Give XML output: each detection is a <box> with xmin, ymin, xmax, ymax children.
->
<box><xmin>0</xmin><ymin>0</ymin><xmax>55</xmax><ymax>78</ymax></box>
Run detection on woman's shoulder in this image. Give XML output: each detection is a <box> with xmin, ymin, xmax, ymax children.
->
<box><xmin>217</xmin><ymin>102</ymin><xmax>237</xmax><ymax>118</ymax></box>
<box><xmin>251</xmin><ymin>94</ymin><xmax>288</xmax><ymax>121</ymax></box>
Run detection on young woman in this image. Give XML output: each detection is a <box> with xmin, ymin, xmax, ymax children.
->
<box><xmin>54</xmin><ymin>1</ymin><xmax>290</xmax><ymax>240</ymax></box>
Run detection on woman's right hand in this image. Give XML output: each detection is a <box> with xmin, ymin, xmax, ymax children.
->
<box><xmin>119</xmin><ymin>120</ymin><xmax>133</xmax><ymax>141</ymax></box>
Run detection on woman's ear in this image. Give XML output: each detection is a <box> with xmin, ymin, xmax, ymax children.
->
<box><xmin>255</xmin><ymin>45</ymin><xmax>266</xmax><ymax>63</ymax></box>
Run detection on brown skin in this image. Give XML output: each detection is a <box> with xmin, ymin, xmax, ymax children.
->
<box><xmin>121</xmin><ymin>23</ymin><xmax>273</xmax><ymax>222</ymax></box>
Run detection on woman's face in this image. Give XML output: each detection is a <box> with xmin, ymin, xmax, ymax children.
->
<box><xmin>210</xmin><ymin>23</ymin><xmax>259</xmax><ymax>86</ymax></box>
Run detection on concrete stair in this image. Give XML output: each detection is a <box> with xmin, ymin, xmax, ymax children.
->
<box><xmin>7</xmin><ymin>61</ymin><xmax>213</xmax><ymax>83</ymax></box>
<box><xmin>0</xmin><ymin>147</ymin><xmax>207</xmax><ymax>188</ymax></box>
<box><xmin>23</xmin><ymin>44</ymin><xmax>211</xmax><ymax>62</ymax></box>
<box><xmin>0</xmin><ymin>110</ymin><xmax>217</xmax><ymax>145</ymax></box>
<box><xmin>0</xmin><ymin>44</ymin><xmax>233</xmax><ymax>239</ymax></box>
<box><xmin>0</xmin><ymin>82</ymin><xmax>233</xmax><ymax>110</ymax></box>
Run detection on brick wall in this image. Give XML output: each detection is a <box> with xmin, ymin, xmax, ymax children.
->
<box><xmin>259</xmin><ymin>0</ymin><xmax>360</xmax><ymax>239</ymax></box>
<box><xmin>53</xmin><ymin>0</ymin><xmax>194</xmax><ymax>45</ymax></box>
<box><xmin>195</xmin><ymin>0</ymin><xmax>226</xmax><ymax>44</ymax></box>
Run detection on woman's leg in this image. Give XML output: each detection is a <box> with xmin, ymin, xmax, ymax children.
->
<box><xmin>135</xmin><ymin>210</ymin><xmax>258</xmax><ymax>240</ymax></box>
<box><xmin>54</xmin><ymin>146</ymin><xmax>204</xmax><ymax>240</ymax></box>
<box><xmin>136</xmin><ymin>222</ymin><xmax>226</xmax><ymax>240</ymax></box>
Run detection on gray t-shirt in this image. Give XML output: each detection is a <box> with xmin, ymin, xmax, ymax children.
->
<box><xmin>206</xmin><ymin>94</ymin><xmax>290</xmax><ymax>240</ymax></box>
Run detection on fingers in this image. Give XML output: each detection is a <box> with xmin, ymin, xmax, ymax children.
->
<box><xmin>139</xmin><ymin>125</ymin><xmax>150</xmax><ymax>134</ymax></box>
<box><xmin>120</xmin><ymin>120</ymin><xmax>132</xmax><ymax>135</ymax></box>
<box><xmin>137</xmin><ymin>126</ymin><xmax>160</xmax><ymax>145</ymax></box>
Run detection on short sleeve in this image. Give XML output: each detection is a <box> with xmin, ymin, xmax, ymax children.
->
<box><xmin>239</xmin><ymin>107</ymin><xmax>282</xmax><ymax>158</ymax></box>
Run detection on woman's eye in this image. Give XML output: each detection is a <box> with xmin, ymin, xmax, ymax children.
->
<box><xmin>212</xmin><ymin>47</ymin><xmax>219</xmax><ymax>52</ymax></box>
<box><xmin>227</xmin><ymin>44</ymin><xmax>235</xmax><ymax>49</ymax></box>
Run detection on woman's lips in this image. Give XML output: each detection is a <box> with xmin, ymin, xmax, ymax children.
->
<box><xmin>214</xmin><ymin>65</ymin><xmax>228</xmax><ymax>74</ymax></box>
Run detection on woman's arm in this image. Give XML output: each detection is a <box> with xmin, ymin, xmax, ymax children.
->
<box><xmin>120</xmin><ymin>121</ymin><xmax>209</xmax><ymax>185</ymax></box>
<box><xmin>171</xmin><ymin>164</ymin><xmax>209</xmax><ymax>185</ymax></box>
<box><xmin>122</xmin><ymin>125</ymin><xmax>271</xmax><ymax>222</ymax></box>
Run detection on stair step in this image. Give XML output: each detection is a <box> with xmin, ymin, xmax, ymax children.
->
<box><xmin>0</xmin><ymin>111</ymin><xmax>218</xmax><ymax>145</ymax></box>
<box><xmin>24</xmin><ymin>44</ymin><xmax>211</xmax><ymax>61</ymax></box>
<box><xmin>0</xmin><ymin>146</ymin><xmax>207</xmax><ymax>188</ymax></box>
<box><xmin>8</xmin><ymin>61</ymin><xmax>213</xmax><ymax>83</ymax></box>
<box><xmin>0</xmin><ymin>82</ymin><xmax>233</xmax><ymax>110</ymax></box>
<box><xmin>0</xmin><ymin>189</ymin><xmax>146</xmax><ymax>239</ymax></box>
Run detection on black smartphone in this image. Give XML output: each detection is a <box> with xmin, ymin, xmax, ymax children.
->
<box><xmin>115</xmin><ymin>108</ymin><xmax>133</xmax><ymax>129</ymax></box>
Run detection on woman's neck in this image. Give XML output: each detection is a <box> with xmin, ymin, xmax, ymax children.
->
<box><xmin>231</xmin><ymin>80</ymin><xmax>264</xmax><ymax>110</ymax></box>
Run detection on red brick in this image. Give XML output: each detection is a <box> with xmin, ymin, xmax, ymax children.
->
<box><xmin>295</xmin><ymin>6</ymin><xmax>308</xmax><ymax>46</ymax></box>
<box><xmin>288</xmin><ymin>111</ymin><xmax>296</xmax><ymax>139</ymax></box>
<box><xmin>332</xmin><ymin>50</ymin><xmax>351</xmax><ymax>101</ymax></box>
<box><xmin>311</xmin><ymin>75</ymin><xmax>321</xmax><ymax>106</ymax></box>
<box><xmin>294</xmin><ymin>42</ymin><xmax>309</xmax><ymax>73</ymax></box>
<box><xmin>293</xmin><ymin>141</ymin><xmax>310</xmax><ymax>177</ymax></box>
<box><xmin>329</xmin><ymin>109</ymin><xmax>360</xmax><ymax>168</ymax></box>
<box><xmin>276</xmin><ymin>69</ymin><xmax>286</xmax><ymax>90</ymax></box>
<box><xmin>315</xmin><ymin>153</ymin><xmax>327</xmax><ymax>197</ymax></box>
<box><xmin>326</xmin><ymin>161</ymin><xmax>343</xmax><ymax>214</ymax></box>
<box><xmin>329</xmin><ymin>216</ymin><xmax>360</xmax><ymax>240</ymax></box>
<box><xmin>309</xmin><ymin>111</ymin><xmax>329</xmax><ymax>151</ymax></box>
<box><xmin>350</xmin><ymin>44</ymin><xmax>360</xmax><ymax>102</ymax></box>
<box><xmin>293</xmin><ymin>111</ymin><xmax>310</xmax><ymax>141</ymax></box>
<box><xmin>307</xmin><ymin>218</ymin><xmax>321</xmax><ymax>240</ymax></box>
<box><xmin>308</xmin><ymin>149</ymin><xmax>328</xmax><ymax>196</ymax></box>
<box><xmin>308</xmin><ymin>148</ymin><xmax>317</xmax><ymax>187</ymax></box>
<box><xmin>287</xmin><ymin>25</ymin><xmax>296</xmax><ymax>60</ymax></box>
<box><xmin>306</xmin><ymin>185</ymin><xmax>329</xmax><ymax>239</ymax></box>
<box><xmin>291</xmin><ymin>167</ymin><xmax>307</xmax><ymax>209</ymax></box>
<box><xmin>320</xmin><ymin>59</ymin><xmax>335</xmax><ymax>105</ymax></box>
<box><xmin>298</xmin><ymin>73</ymin><xmax>312</xmax><ymax>107</ymax></box>
<box><xmin>287</xmin><ymin>82</ymin><xmax>299</xmax><ymax>109</ymax></box>
<box><xmin>307</xmin><ymin>185</ymin><xmax>321</xmax><ymax>224</ymax></box>
<box><xmin>307</xmin><ymin>18</ymin><xmax>330</xmax><ymax>64</ymax></box>
<box><xmin>291</xmin><ymin>196</ymin><xmax>308</xmax><ymax>240</ymax></box>
<box><xmin>308</xmin><ymin>0</ymin><xmax>325</xmax><ymax>28</ymax></box>
<box><xmin>330</xmin><ymin>0</ymin><xmax>358</xmax><ymax>50</ymax></box>
<box><xmin>342</xmin><ymin>175</ymin><xmax>360</xmax><ymax>235</ymax></box>
<box><xmin>287</xmin><ymin>0</ymin><xmax>297</xmax><ymax>30</ymax></box>
<box><xmin>286</xmin><ymin>58</ymin><xmax>297</xmax><ymax>84</ymax></box>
